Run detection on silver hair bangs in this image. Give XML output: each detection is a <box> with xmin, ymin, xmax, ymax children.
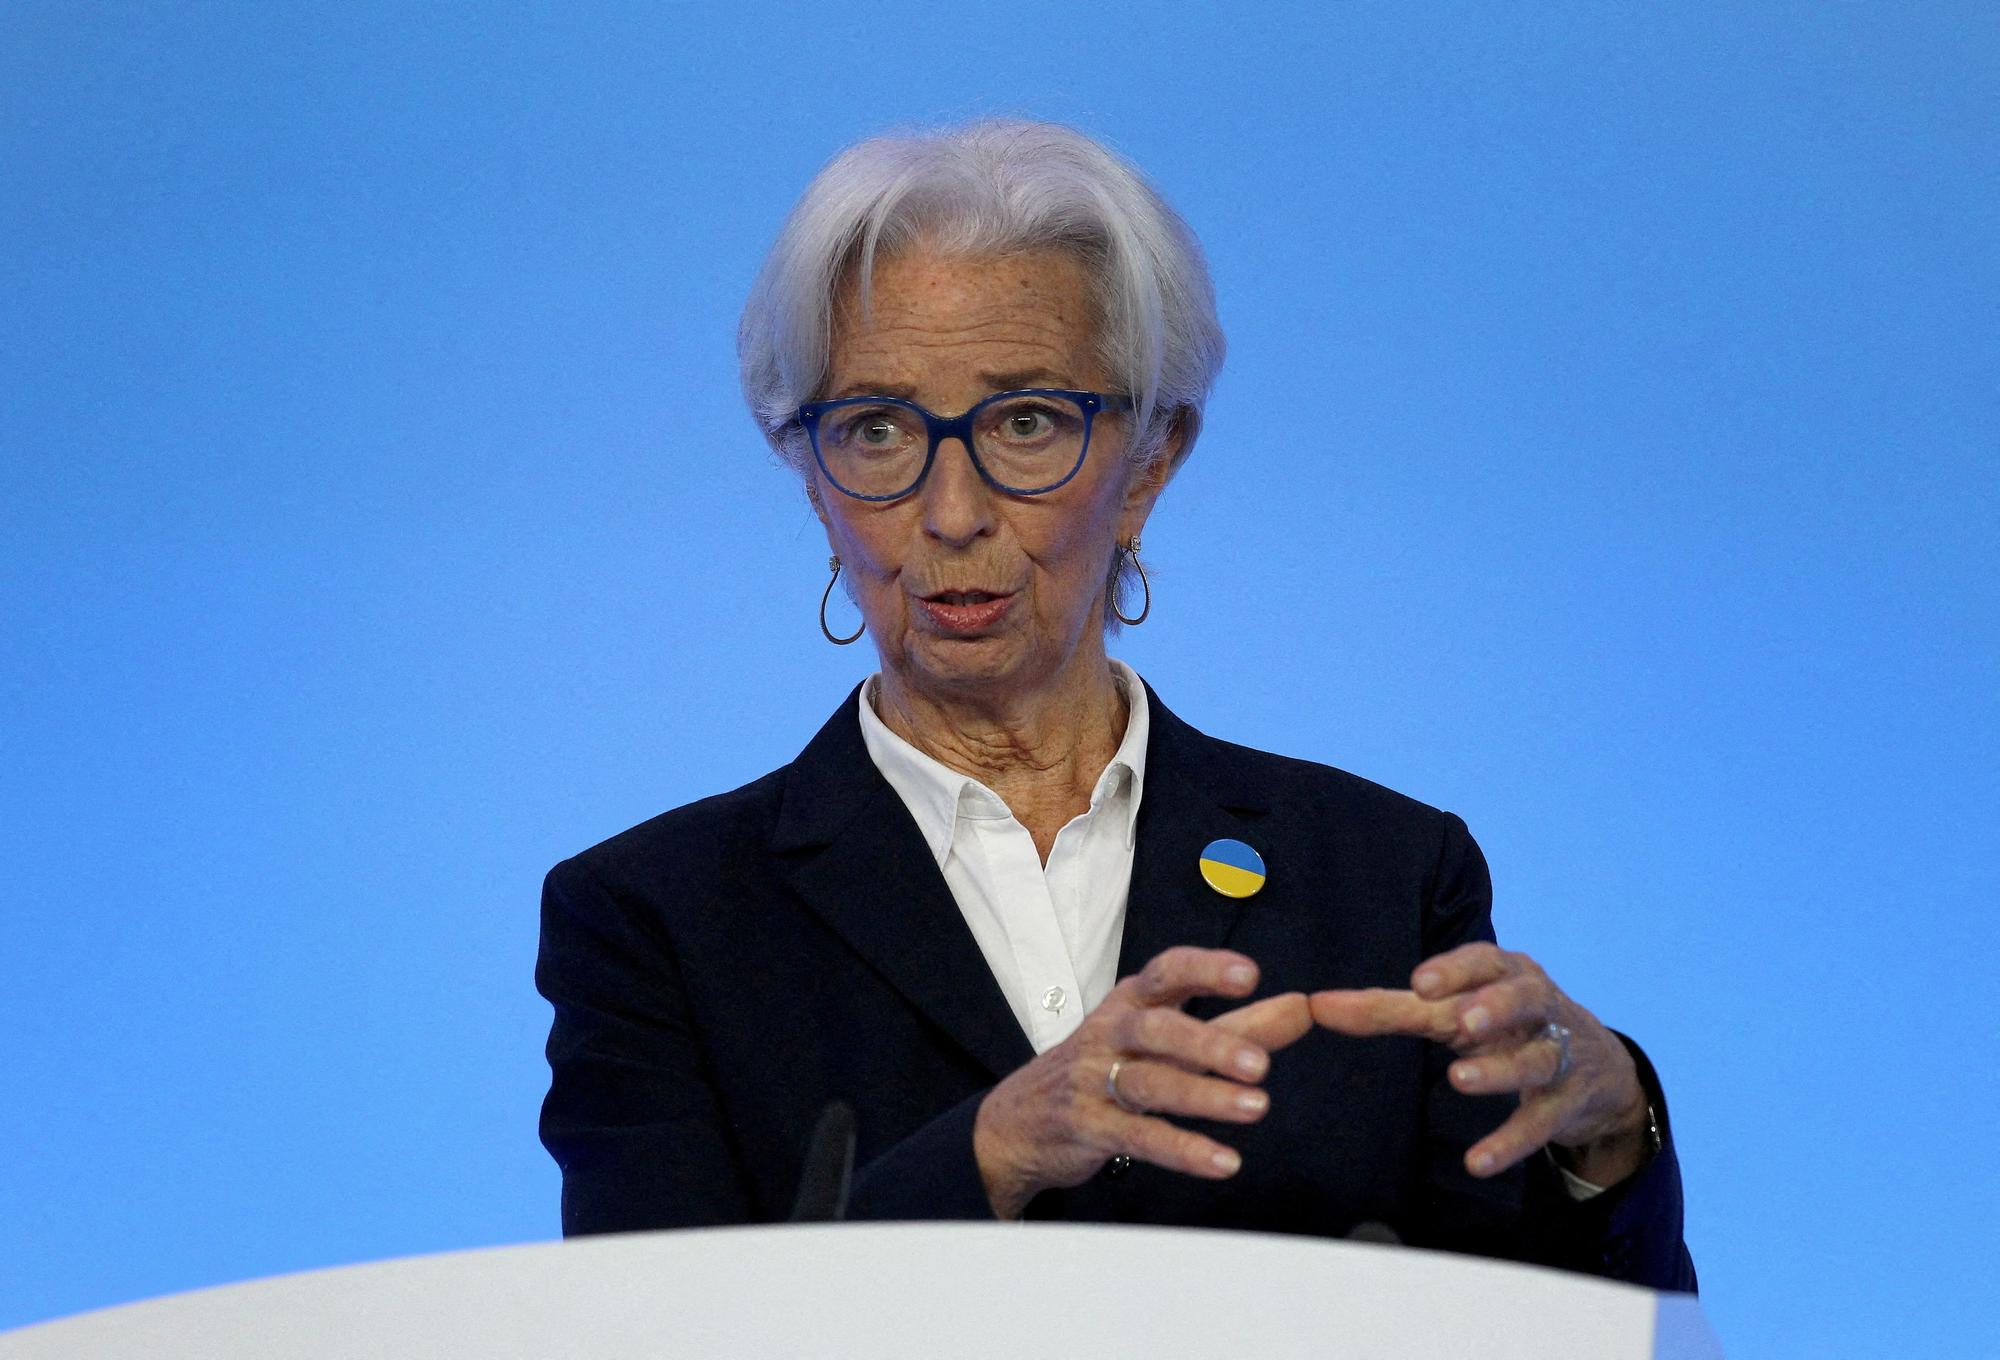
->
<box><xmin>737</xmin><ymin>119</ymin><xmax>1226</xmax><ymax>479</ymax></box>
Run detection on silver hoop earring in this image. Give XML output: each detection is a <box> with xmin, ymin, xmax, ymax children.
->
<box><xmin>1113</xmin><ymin>536</ymin><xmax>1151</xmax><ymax>627</ymax></box>
<box><xmin>819</xmin><ymin>555</ymin><xmax>865</xmax><ymax>645</ymax></box>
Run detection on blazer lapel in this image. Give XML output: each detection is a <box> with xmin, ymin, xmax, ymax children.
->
<box><xmin>772</xmin><ymin>688</ymin><xmax>1034</xmax><ymax>1080</ymax></box>
<box><xmin>1117</xmin><ymin>685</ymin><xmax>1274</xmax><ymax>983</ymax></box>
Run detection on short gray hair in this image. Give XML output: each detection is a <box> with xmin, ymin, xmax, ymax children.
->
<box><xmin>738</xmin><ymin>119</ymin><xmax>1226</xmax><ymax>478</ymax></box>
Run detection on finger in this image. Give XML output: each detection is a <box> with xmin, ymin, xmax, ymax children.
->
<box><xmin>1447</xmin><ymin>1036</ymin><xmax>1567</xmax><ymax>1097</ymax></box>
<box><xmin>1453</xmin><ymin>975</ymin><xmax>1556</xmax><ymax>1042</ymax></box>
<box><xmin>1109</xmin><ymin>1058</ymin><xmax>1271</xmax><ymax>1124</ymax></box>
<box><xmin>1113</xmin><ymin>1111</ymin><xmax>1245</xmax><ymax>1180</ymax></box>
<box><xmin>1309</xmin><ymin>988</ymin><xmax>1459</xmax><ymax>1043</ymax></box>
<box><xmin>1465</xmin><ymin>1088</ymin><xmax>1576</xmax><ymax>1178</ymax></box>
<box><xmin>1411</xmin><ymin>942</ymin><xmax>1514</xmax><ymax>1000</ymax></box>
<box><xmin>1122</xmin><ymin>946</ymin><xmax>1260</xmax><ymax>1009</ymax></box>
<box><xmin>1213</xmin><ymin>993</ymin><xmax>1313</xmax><ymax>1052</ymax></box>
<box><xmin>1115</xmin><ymin>1004</ymin><xmax>1271</xmax><ymax>1082</ymax></box>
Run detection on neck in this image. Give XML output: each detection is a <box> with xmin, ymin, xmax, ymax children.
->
<box><xmin>873</xmin><ymin>645</ymin><xmax>1127</xmax><ymax>847</ymax></box>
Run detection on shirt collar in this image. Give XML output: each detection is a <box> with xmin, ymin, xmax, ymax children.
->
<box><xmin>855</xmin><ymin>660</ymin><xmax>1151</xmax><ymax>868</ymax></box>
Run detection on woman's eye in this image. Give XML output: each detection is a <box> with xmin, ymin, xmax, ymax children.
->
<box><xmin>994</xmin><ymin>407</ymin><xmax>1061</xmax><ymax>441</ymax></box>
<box><xmin>830</xmin><ymin>410</ymin><xmax>911</xmax><ymax>449</ymax></box>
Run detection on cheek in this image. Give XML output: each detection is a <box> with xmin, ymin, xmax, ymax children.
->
<box><xmin>822</xmin><ymin>502</ymin><xmax>900</xmax><ymax>575</ymax></box>
<box><xmin>1027</xmin><ymin>488</ymin><xmax>1125</xmax><ymax>600</ymax></box>
<box><xmin>840</xmin><ymin>537</ymin><xmax>897</xmax><ymax>588</ymax></box>
<box><xmin>829</xmin><ymin>517</ymin><xmax>924</xmax><ymax>627</ymax></box>
<box><xmin>1070</xmin><ymin>468</ymin><xmax>1135</xmax><ymax>549</ymax></box>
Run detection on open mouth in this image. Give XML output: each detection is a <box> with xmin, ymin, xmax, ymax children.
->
<box><xmin>917</xmin><ymin>588</ymin><xmax>1016</xmax><ymax>633</ymax></box>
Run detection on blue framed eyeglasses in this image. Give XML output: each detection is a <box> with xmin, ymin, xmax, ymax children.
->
<box><xmin>794</xmin><ymin>388</ymin><xmax>1134</xmax><ymax>501</ymax></box>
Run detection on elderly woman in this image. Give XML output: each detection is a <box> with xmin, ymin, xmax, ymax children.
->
<box><xmin>536</xmin><ymin>120</ymin><xmax>1694</xmax><ymax>1289</ymax></box>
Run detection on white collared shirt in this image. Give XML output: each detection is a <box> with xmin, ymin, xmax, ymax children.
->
<box><xmin>857</xmin><ymin>660</ymin><xmax>1149</xmax><ymax>1053</ymax></box>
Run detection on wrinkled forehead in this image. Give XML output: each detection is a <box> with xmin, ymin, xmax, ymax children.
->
<box><xmin>825</xmin><ymin>246</ymin><xmax>1107</xmax><ymax>394</ymax></box>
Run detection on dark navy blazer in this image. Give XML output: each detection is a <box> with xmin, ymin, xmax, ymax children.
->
<box><xmin>536</xmin><ymin>683</ymin><xmax>1696</xmax><ymax>1291</ymax></box>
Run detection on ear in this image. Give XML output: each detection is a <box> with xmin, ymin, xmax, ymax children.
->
<box><xmin>805</xmin><ymin>470</ymin><xmax>855</xmax><ymax>569</ymax></box>
<box><xmin>804</xmin><ymin>472</ymin><xmax>831</xmax><ymax>529</ymax></box>
<box><xmin>1116</xmin><ymin>453</ymin><xmax>1170</xmax><ymax>545</ymax></box>
<box><xmin>1117</xmin><ymin>410</ymin><xmax>1184</xmax><ymax>540</ymax></box>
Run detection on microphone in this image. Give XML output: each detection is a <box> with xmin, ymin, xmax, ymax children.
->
<box><xmin>1344</xmin><ymin>1220</ymin><xmax>1403</xmax><ymax>1246</ymax></box>
<box><xmin>788</xmin><ymin>1100</ymin><xmax>857</xmax><ymax>1222</ymax></box>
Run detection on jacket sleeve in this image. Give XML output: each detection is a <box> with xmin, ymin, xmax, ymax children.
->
<box><xmin>537</xmin><ymin>855</ymin><xmax>756</xmax><ymax>1234</ymax></box>
<box><xmin>1530</xmin><ymin>1034</ymin><xmax>1698</xmax><ymax>1291</ymax></box>
<box><xmin>845</xmin><ymin>1091</ymin><xmax>998</xmax><ymax>1220</ymax></box>
<box><xmin>538</xmin><ymin>854</ymin><xmax>1006</xmax><ymax>1231</ymax></box>
<box><xmin>1410</xmin><ymin>814</ymin><xmax>1698</xmax><ymax>1292</ymax></box>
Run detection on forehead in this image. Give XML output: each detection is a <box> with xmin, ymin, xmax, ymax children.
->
<box><xmin>826</xmin><ymin>247</ymin><xmax>1103</xmax><ymax>393</ymax></box>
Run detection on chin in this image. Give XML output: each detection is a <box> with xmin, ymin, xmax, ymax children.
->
<box><xmin>901</xmin><ymin>634</ymin><xmax>1039</xmax><ymax>693</ymax></box>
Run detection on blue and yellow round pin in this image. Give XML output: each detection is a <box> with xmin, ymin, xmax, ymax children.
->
<box><xmin>1198</xmin><ymin>838</ymin><xmax>1267</xmax><ymax>899</ymax></box>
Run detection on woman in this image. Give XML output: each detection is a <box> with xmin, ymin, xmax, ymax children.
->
<box><xmin>537</xmin><ymin>119</ymin><xmax>1694</xmax><ymax>1290</ymax></box>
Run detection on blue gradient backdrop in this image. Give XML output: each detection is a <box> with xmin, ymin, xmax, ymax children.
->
<box><xmin>4</xmin><ymin>5</ymin><xmax>1994</xmax><ymax>1356</ymax></box>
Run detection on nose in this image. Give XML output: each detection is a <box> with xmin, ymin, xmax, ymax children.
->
<box><xmin>918</xmin><ymin>435</ymin><xmax>996</xmax><ymax>548</ymax></box>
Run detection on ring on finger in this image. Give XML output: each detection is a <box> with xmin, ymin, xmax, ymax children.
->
<box><xmin>1540</xmin><ymin>1021</ymin><xmax>1574</xmax><ymax>1084</ymax></box>
<box><xmin>1106</xmin><ymin>1059</ymin><xmax>1145</xmax><ymax>1114</ymax></box>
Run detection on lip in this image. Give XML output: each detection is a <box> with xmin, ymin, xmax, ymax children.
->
<box><xmin>915</xmin><ymin>589</ymin><xmax>1016</xmax><ymax>635</ymax></box>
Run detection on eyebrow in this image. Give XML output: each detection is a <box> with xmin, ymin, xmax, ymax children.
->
<box><xmin>827</xmin><ymin>380</ymin><xmax>920</xmax><ymax>401</ymax></box>
<box><xmin>979</xmin><ymin>368</ymin><xmax>1069</xmax><ymax>390</ymax></box>
<box><xmin>825</xmin><ymin>369</ymin><xmax>1075</xmax><ymax>403</ymax></box>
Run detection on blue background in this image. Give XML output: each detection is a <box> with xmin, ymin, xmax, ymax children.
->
<box><xmin>5</xmin><ymin>4</ymin><xmax>1994</xmax><ymax>1355</ymax></box>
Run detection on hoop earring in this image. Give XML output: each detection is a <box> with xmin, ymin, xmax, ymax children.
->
<box><xmin>1112</xmin><ymin>536</ymin><xmax>1151</xmax><ymax>627</ymax></box>
<box><xmin>819</xmin><ymin>555</ymin><xmax>865</xmax><ymax>645</ymax></box>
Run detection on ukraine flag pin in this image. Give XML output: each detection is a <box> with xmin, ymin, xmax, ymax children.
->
<box><xmin>1198</xmin><ymin>838</ymin><xmax>1267</xmax><ymax>899</ymax></box>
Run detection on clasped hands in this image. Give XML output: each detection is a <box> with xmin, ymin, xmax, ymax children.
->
<box><xmin>972</xmin><ymin>945</ymin><xmax>1653</xmax><ymax>1221</ymax></box>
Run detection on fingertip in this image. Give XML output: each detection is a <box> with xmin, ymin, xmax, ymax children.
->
<box><xmin>1265</xmin><ymin>992</ymin><xmax>1314</xmax><ymax>1046</ymax></box>
<box><xmin>1412</xmin><ymin>968</ymin><xmax>1443</xmax><ymax>998</ymax></box>
<box><xmin>1232</xmin><ymin>1046</ymin><xmax>1269</xmax><ymax>1080</ymax></box>
<box><xmin>1215</xmin><ymin>951</ymin><xmax>1258</xmax><ymax>989</ymax></box>
<box><xmin>1308</xmin><ymin>989</ymin><xmax>1367</xmax><ymax>1027</ymax></box>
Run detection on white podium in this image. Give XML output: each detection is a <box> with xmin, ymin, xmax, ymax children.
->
<box><xmin>0</xmin><ymin>1224</ymin><xmax>1721</xmax><ymax>1359</ymax></box>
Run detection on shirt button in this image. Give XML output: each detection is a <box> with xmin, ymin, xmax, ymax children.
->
<box><xmin>1041</xmin><ymin>986</ymin><xmax>1067</xmax><ymax>1013</ymax></box>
